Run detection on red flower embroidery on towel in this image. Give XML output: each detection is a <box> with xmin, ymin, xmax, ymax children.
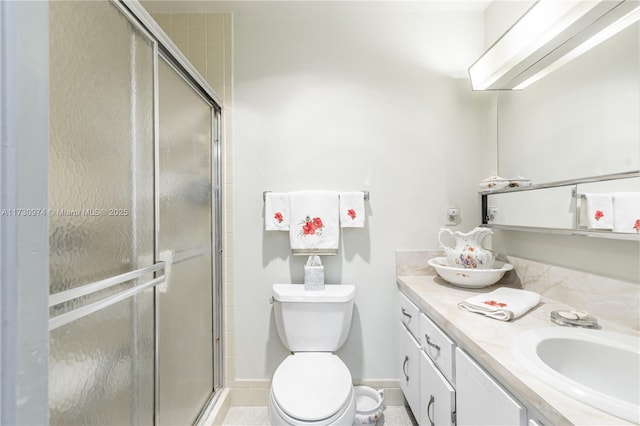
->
<box><xmin>594</xmin><ymin>210</ymin><xmax>605</xmax><ymax>221</ymax></box>
<box><xmin>299</xmin><ymin>216</ymin><xmax>324</xmax><ymax>237</ymax></box>
<box><xmin>634</xmin><ymin>219</ymin><xmax>640</xmax><ymax>233</ymax></box>
<box><xmin>483</xmin><ymin>300</ymin><xmax>507</xmax><ymax>308</ymax></box>
<box><xmin>274</xmin><ymin>212</ymin><xmax>284</xmax><ymax>223</ymax></box>
<box><xmin>347</xmin><ymin>209</ymin><xmax>356</xmax><ymax>220</ymax></box>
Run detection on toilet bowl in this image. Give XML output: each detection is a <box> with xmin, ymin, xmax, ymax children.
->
<box><xmin>269</xmin><ymin>354</ymin><xmax>356</xmax><ymax>425</ymax></box>
<box><xmin>269</xmin><ymin>284</ymin><xmax>357</xmax><ymax>425</ymax></box>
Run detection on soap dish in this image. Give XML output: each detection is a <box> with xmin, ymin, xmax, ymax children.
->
<box><xmin>550</xmin><ymin>310</ymin><xmax>599</xmax><ymax>329</ymax></box>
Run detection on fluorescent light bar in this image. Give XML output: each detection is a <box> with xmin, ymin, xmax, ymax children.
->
<box><xmin>513</xmin><ymin>5</ymin><xmax>640</xmax><ymax>89</ymax></box>
<box><xmin>469</xmin><ymin>0</ymin><xmax>640</xmax><ymax>90</ymax></box>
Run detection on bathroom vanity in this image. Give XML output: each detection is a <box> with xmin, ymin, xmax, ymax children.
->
<box><xmin>396</xmin><ymin>254</ymin><xmax>639</xmax><ymax>426</ymax></box>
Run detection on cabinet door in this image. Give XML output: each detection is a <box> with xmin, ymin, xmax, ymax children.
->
<box><xmin>419</xmin><ymin>351</ymin><xmax>455</xmax><ymax>426</ymax></box>
<box><xmin>399</xmin><ymin>323</ymin><xmax>421</xmax><ymax>419</ymax></box>
<box><xmin>456</xmin><ymin>348</ymin><xmax>527</xmax><ymax>426</ymax></box>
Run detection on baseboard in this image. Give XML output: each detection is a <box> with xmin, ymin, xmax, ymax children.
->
<box><xmin>226</xmin><ymin>379</ymin><xmax>403</xmax><ymax>407</ymax></box>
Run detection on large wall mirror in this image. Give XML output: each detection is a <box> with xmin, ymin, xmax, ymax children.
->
<box><xmin>497</xmin><ymin>21</ymin><xmax>638</xmax><ymax>182</ymax></box>
<box><xmin>484</xmin><ymin>19</ymin><xmax>639</xmax><ymax>239</ymax></box>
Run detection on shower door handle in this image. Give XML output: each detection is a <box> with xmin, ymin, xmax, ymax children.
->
<box><xmin>48</xmin><ymin>262</ymin><xmax>166</xmax><ymax>331</ymax></box>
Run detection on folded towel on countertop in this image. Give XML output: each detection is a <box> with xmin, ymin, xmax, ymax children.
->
<box><xmin>289</xmin><ymin>190</ymin><xmax>340</xmax><ymax>255</ymax></box>
<box><xmin>458</xmin><ymin>287</ymin><xmax>541</xmax><ymax>321</ymax></box>
<box><xmin>265</xmin><ymin>192</ymin><xmax>290</xmax><ymax>231</ymax></box>
<box><xmin>339</xmin><ymin>191</ymin><xmax>366</xmax><ymax>228</ymax></box>
<box><xmin>612</xmin><ymin>192</ymin><xmax>640</xmax><ymax>233</ymax></box>
<box><xmin>584</xmin><ymin>193</ymin><xmax>613</xmax><ymax>230</ymax></box>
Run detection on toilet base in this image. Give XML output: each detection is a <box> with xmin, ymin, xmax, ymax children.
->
<box><xmin>268</xmin><ymin>387</ymin><xmax>356</xmax><ymax>426</ymax></box>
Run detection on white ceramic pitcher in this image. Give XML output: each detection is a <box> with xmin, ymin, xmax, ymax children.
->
<box><xmin>438</xmin><ymin>227</ymin><xmax>495</xmax><ymax>269</ymax></box>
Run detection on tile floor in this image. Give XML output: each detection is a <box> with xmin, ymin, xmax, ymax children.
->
<box><xmin>221</xmin><ymin>405</ymin><xmax>418</xmax><ymax>425</ymax></box>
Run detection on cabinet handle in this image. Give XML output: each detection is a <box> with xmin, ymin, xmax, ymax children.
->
<box><xmin>402</xmin><ymin>355</ymin><xmax>409</xmax><ymax>381</ymax></box>
<box><xmin>427</xmin><ymin>394</ymin><xmax>435</xmax><ymax>426</ymax></box>
<box><xmin>425</xmin><ymin>334</ymin><xmax>441</xmax><ymax>351</ymax></box>
<box><xmin>401</xmin><ymin>307</ymin><xmax>412</xmax><ymax>319</ymax></box>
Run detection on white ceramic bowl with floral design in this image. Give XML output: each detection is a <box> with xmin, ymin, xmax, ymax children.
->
<box><xmin>428</xmin><ymin>257</ymin><xmax>513</xmax><ymax>288</ymax></box>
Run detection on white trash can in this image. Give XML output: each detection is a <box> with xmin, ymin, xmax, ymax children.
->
<box><xmin>353</xmin><ymin>386</ymin><xmax>384</xmax><ymax>424</ymax></box>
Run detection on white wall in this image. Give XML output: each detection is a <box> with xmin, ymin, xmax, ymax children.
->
<box><xmin>483</xmin><ymin>0</ymin><xmax>534</xmax><ymax>48</ymax></box>
<box><xmin>232</xmin><ymin>6</ymin><xmax>490</xmax><ymax>380</ymax></box>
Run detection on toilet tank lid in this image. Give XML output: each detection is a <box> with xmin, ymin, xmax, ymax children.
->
<box><xmin>273</xmin><ymin>284</ymin><xmax>355</xmax><ymax>303</ymax></box>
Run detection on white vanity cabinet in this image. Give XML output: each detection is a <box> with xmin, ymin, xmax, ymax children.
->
<box><xmin>456</xmin><ymin>348</ymin><xmax>527</xmax><ymax>426</ymax></box>
<box><xmin>419</xmin><ymin>350</ymin><xmax>456</xmax><ymax>425</ymax></box>
<box><xmin>399</xmin><ymin>321</ymin><xmax>422</xmax><ymax>419</ymax></box>
<box><xmin>398</xmin><ymin>289</ymin><xmax>529</xmax><ymax>426</ymax></box>
<box><xmin>398</xmin><ymin>293</ymin><xmax>456</xmax><ymax>425</ymax></box>
<box><xmin>398</xmin><ymin>292</ymin><xmax>422</xmax><ymax>418</ymax></box>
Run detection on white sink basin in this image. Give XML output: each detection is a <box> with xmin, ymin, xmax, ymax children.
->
<box><xmin>512</xmin><ymin>327</ymin><xmax>640</xmax><ymax>423</ymax></box>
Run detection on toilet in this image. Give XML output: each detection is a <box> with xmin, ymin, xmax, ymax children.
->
<box><xmin>269</xmin><ymin>283</ymin><xmax>357</xmax><ymax>425</ymax></box>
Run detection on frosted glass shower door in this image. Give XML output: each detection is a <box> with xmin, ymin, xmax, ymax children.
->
<box><xmin>48</xmin><ymin>1</ymin><xmax>156</xmax><ymax>425</ymax></box>
<box><xmin>157</xmin><ymin>57</ymin><xmax>216</xmax><ymax>425</ymax></box>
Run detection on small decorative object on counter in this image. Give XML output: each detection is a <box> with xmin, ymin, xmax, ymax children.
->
<box><xmin>508</xmin><ymin>174</ymin><xmax>532</xmax><ymax>188</ymax></box>
<box><xmin>550</xmin><ymin>310</ymin><xmax>599</xmax><ymax>329</ymax></box>
<box><xmin>479</xmin><ymin>173</ymin><xmax>509</xmax><ymax>191</ymax></box>
<box><xmin>428</xmin><ymin>257</ymin><xmax>513</xmax><ymax>288</ymax></box>
<box><xmin>438</xmin><ymin>227</ymin><xmax>495</xmax><ymax>269</ymax></box>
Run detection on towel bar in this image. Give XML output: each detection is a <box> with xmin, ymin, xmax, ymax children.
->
<box><xmin>263</xmin><ymin>190</ymin><xmax>370</xmax><ymax>201</ymax></box>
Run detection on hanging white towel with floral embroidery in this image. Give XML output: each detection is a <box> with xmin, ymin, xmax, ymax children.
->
<box><xmin>265</xmin><ymin>192</ymin><xmax>290</xmax><ymax>231</ymax></box>
<box><xmin>289</xmin><ymin>190</ymin><xmax>339</xmax><ymax>255</ymax></box>
<box><xmin>339</xmin><ymin>192</ymin><xmax>366</xmax><ymax>228</ymax></box>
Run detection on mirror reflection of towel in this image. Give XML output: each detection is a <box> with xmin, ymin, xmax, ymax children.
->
<box><xmin>584</xmin><ymin>193</ymin><xmax>613</xmax><ymax>230</ymax></box>
<box><xmin>612</xmin><ymin>192</ymin><xmax>640</xmax><ymax>233</ymax></box>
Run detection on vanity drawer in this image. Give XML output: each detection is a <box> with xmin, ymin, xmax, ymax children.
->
<box><xmin>420</xmin><ymin>313</ymin><xmax>455</xmax><ymax>384</ymax></box>
<box><xmin>398</xmin><ymin>292</ymin><xmax>420</xmax><ymax>338</ymax></box>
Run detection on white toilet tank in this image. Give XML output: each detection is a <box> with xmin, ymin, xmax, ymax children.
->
<box><xmin>272</xmin><ymin>284</ymin><xmax>356</xmax><ymax>352</ymax></box>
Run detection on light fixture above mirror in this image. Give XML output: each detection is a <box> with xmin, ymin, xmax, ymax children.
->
<box><xmin>469</xmin><ymin>0</ymin><xmax>640</xmax><ymax>90</ymax></box>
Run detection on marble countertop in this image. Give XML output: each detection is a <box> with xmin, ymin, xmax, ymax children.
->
<box><xmin>397</xmin><ymin>274</ymin><xmax>639</xmax><ymax>426</ymax></box>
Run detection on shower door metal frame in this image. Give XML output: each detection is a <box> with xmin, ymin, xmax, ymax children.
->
<box><xmin>0</xmin><ymin>1</ymin><xmax>50</xmax><ymax>424</ymax></box>
<box><xmin>114</xmin><ymin>1</ymin><xmax>224</xmax><ymax>423</ymax></box>
<box><xmin>43</xmin><ymin>1</ymin><xmax>224</xmax><ymax>423</ymax></box>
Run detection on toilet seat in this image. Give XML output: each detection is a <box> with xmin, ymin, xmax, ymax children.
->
<box><xmin>271</xmin><ymin>353</ymin><xmax>353</xmax><ymax>423</ymax></box>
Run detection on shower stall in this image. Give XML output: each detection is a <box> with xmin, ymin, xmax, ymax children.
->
<box><xmin>4</xmin><ymin>0</ymin><xmax>222</xmax><ymax>424</ymax></box>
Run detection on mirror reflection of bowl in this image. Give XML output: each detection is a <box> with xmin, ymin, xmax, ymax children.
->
<box><xmin>428</xmin><ymin>257</ymin><xmax>513</xmax><ymax>288</ymax></box>
<box><xmin>479</xmin><ymin>179</ymin><xmax>509</xmax><ymax>190</ymax></box>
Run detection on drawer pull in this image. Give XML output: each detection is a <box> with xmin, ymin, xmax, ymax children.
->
<box><xmin>402</xmin><ymin>355</ymin><xmax>409</xmax><ymax>381</ymax></box>
<box><xmin>427</xmin><ymin>395</ymin><xmax>435</xmax><ymax>426</ymax></box>
<box><xmin>425</xmin><ymin>334</ymin><xmax>441</xmax><ymax>351</ymax></box>
<box><xmin>401</xmin><ymin>307</ymin><xmax>412</xmax><ymax>319</ymax></box>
